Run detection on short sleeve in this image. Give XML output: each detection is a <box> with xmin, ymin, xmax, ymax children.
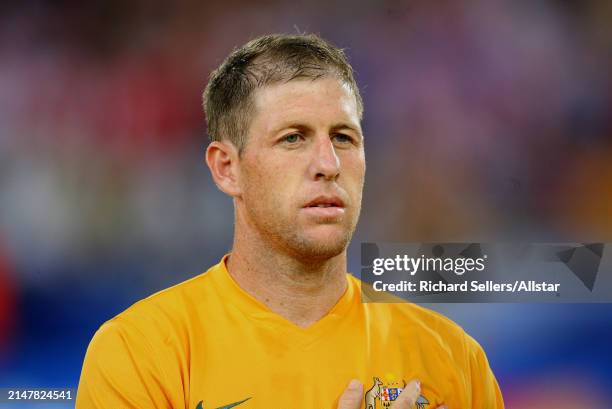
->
<box><xmin>465</xmin><ymin>334</ymin><xmax>505</xmax><ymax>409</ymax></box>
<box><xmin>76</xmin><ymin>320</ymin><xmax>176</xmax><ymax>409</ymax></box>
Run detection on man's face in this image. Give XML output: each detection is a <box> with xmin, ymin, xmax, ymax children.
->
<box><xmin>236</xmin><ymin>77</ymin><xmax>365</xmax><ymax>261</ymax></box>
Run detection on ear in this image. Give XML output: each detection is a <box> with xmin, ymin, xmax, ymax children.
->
<box><xmin>205</xmin><ymin>141</ymin><xmax>242</xmax><ymax>198</ymax></box>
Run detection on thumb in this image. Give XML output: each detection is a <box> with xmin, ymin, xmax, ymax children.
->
<box><xmin>337</xmin><ymin>379</ymin><xmax>364</xmax><ymax>409</ymax></box>
<box><xmin>390</xmin><ymin>379</ymin><xmax>421</xmax><ymax>408</ymax></box>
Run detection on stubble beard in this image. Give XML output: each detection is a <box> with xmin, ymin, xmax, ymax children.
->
<box><xmin>283</xmin><ymin>222</ymin><xmax>354</xmax><ymax>262</ymax></box>
<box><xmin>249</xmin><ymin>207</ymin><xmax>359</xmax><ymax>264</ymax></box>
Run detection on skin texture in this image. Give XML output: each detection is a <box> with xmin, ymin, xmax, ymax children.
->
<box><xmin>237</xmin><ymin>77</ymin><xmax>365</xmax><ymax>263</ymax></box>
<box><xmin>206</xmin><ymin>77</ymin><xmax>364</xmax><ymax>328</ymax></box>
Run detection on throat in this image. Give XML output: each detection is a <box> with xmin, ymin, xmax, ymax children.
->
<box><xmin>226</xmin><ymin>251</ymin><xmax>348</xmax><ymax>328</ymax></box>
<box><xmin>265</xmin><ymin>279</ymin><xmax>348</xmax><ymax>328</ymax></box>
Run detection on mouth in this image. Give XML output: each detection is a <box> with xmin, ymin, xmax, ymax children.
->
<box><xmin>302</xmin><ymin>195</ymin><xmax>346</xmax><ymax>219</ymax></box>
<box><xmin>303</xmin><ymin>195</ymin><xmax>345</xmax><ymax>209</ymax></box>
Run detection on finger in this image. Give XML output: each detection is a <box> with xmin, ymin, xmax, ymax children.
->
<box><xmin>390</xmin><ymin>379</ymin><xmax>420</xmax><ymax>408</ymax></box>
<box><xmin>337</xmin><ymin>379</ymin><xmax>364</xmax><ymax>409</ymax></box>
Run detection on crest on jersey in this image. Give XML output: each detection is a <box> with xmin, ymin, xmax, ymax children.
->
<box><xmin>364</xmin><ymin>376</ymin><xmax>429</xmax><ymax>409</ymax></box>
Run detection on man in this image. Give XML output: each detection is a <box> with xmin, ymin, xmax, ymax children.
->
<box><xmin>77</xmin><ymin>33</ymin><xmax>504</xmax><ymax>409</ymax></box>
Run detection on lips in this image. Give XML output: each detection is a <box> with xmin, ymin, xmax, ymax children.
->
<box><xmin>302</xmin><ymin>195</ymin><xmax>346</xmax><ymax>219</ymax></box>
<box><xmin>303</xmin><ymin>195</ymin><xmax>345</xmax><ymax>209</ymax></box>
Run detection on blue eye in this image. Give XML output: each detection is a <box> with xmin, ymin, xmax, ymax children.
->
<box><xmin>333</xmin><ymin>134</ymin><xmax>351</xmax><ymax>143</ymax></box>
<box><xmin>284</xmin><ymin>134</ymin><xmax>301</xmax><ymax>143</ymax></box>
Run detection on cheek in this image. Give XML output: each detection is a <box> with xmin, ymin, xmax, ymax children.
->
<box><xmin>242</xmin><ymin>159</ymin><xmax>291</xmax><ymax>208</ymax></box>
<box><xmin>343</xmin><ymin>155</ymin><xmax>366</xmax><ymax>185</ymax></box>
<box><xmin>343</xmin><ymin>157</ymin><xmax>366</xmax><ymax>208</ymax></box>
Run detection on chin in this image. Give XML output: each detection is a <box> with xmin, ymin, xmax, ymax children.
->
<box><xmin>289</xmin><ymin>229</ymin><xmax>351</xmax><ymax>261</ymax></box>
<box><xmin>293</xmin><ymin>243</ymin><xmax>346</xmax><ymax>262</ymax></box>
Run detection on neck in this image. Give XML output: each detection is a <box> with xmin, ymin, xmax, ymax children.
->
<box><xmin>227</xmin><ymin>223</ymin><xmax>348</xmax><ymax>328</ymax></box>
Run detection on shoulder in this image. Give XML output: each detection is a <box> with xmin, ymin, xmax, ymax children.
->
<box><xmin>77</xmin><ymin>270</ymin><xmax>220</xmax><ymax>409</ymax></box>
<box><xmin>98</xmin><ymin>262</ymin><xmax>222</xmax><ymax>347</ymax></box>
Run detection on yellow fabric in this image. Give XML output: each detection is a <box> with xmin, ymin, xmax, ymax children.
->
<box><xmin>77</xmin><ymin>255</ymin><xmax>504</xmax><ymax>409</ymax></box>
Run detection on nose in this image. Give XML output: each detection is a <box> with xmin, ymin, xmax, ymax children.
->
<box><xmin>310</xmin><ymin>135</ymin><xmax>340</xmax><ymax>181</ymax></box>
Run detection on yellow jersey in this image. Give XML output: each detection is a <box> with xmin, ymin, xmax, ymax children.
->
<box><xmin>77</xmin><ymin>255</ymin><xmax>504</xmax><ymax>409</ymax></box>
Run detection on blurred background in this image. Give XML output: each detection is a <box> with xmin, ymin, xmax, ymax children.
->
<box><xmin>0</xmin><ymin>0</ymin><xmax>611</xmax><ymax>407</ymax></box>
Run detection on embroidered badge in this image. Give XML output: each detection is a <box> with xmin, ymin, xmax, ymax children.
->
<box><xmin>364</xmin><ymin>376</ymin><xmax>429</xmax><ymax>409</ymax></box>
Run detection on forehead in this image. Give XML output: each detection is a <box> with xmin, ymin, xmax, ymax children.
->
<box><xmin>249</xmin><ymin>77</ymin><xmax>361</xmax><ymax>134</ymax></box>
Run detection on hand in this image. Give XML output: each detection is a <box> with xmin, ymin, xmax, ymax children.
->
<box><xmin>337</xmin><ymin>380</ymin><xmax>363</xmax><ymax>409</ymax></box>
<box><xmin>337</xmin><ymin>379</ymin><xmax>448</xmax><ymax>409</ymax></box>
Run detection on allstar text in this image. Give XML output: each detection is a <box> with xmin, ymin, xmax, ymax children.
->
<box><xmin>373</xmin><ymin>280</ymin><xmax>561</xmax><ymax>293</ymax></box>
